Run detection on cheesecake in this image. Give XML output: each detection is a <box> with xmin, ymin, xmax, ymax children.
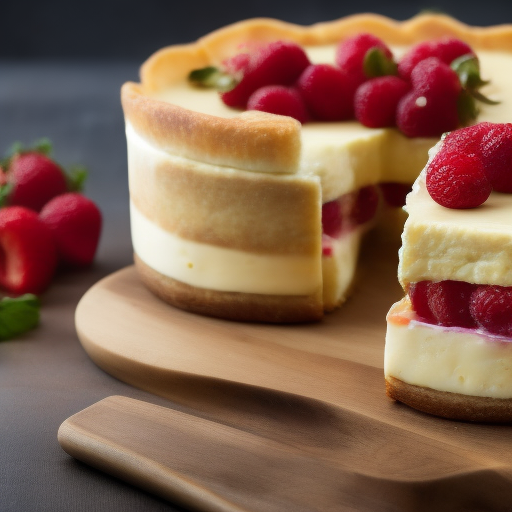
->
<box><xmin>385</xmin><ymin>132</ymin><xmax>512</xmax><ymax>423</ymax></box>
<box><xmin>122</xmin><ymin>14</ymin><xmax>512</xmax><ymax>323</ymax></box>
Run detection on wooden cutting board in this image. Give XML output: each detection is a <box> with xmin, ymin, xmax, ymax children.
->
<box><xmin>72</xmin><ymin>235</ymin><xmax>512</xmax><ymax>511</ymax></box>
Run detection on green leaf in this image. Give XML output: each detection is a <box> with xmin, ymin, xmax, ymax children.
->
<box><xmin>188</xmin><ymin>66</ymin><xmax>237</xmax><ymax>92</ymax></box>
<box><xmin>66</xmin><ymin>165</ymin><xmax>88</xmax><ymax>192</ymax></box>
<box><xmin>32</xmin><ymin>137</ymin><xmax>53</xmax><ymax>156</ymax></box>
<box><xmin>0</xmin><ymin>183</ymin><xmax>13</xmax><ymax>208</ymax></box>
<box><xmin>457</xmin><ymin>90</ymin><xmax>479</xmax><ymax>125</ymax></box>
<box><xmin>0</xmin><ymin>294</ymin><xmax>40</xmax><ymax>341</ymax></box>
<box><xmin>363</xmin><ymin>48</ymin><xmax>398</xmax><ymax>78</ymax></box>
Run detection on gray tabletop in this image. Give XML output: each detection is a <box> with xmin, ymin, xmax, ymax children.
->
<box><xmin>0</xmin><ymin>61</ymin><xmax>188</xmax><ymax>512</ymax></box>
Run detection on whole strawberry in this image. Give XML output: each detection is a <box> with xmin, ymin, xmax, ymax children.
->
<box><xmin>0</xmin><ymin>206</ymin><xmax>57</xmax><ymax>294</ymax></box>
<box><xmin>40</xmin><ymin>193</ymin><xmax>102</xmax><ymax>267</ymax></box>
<box><xmin>0</xmin><ymin>139</ymin><xmax>86</xmax><ymax>212</ymax></box>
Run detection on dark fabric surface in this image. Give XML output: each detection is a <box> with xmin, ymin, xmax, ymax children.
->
<box><xmin>0</xmin><ymin>61</ymin><xmax>188</xmax><ymax>512</ymax></box>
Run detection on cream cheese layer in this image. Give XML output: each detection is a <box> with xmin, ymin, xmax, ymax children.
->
<box><xmin>130</xmin><ymin>202</ymin><xmax>322</xmax><ymax>295</ymax></box>
<box><xmin>150</xmin><ymin>47</ymin><xmax>512</xmax><ymax>201</ymax></box>
<box><xmin>385</xmin><ymin>300</ymin><xmax>512</xmax><ymax>398</ymax></box>
<box><xmin>399</xmin><ymin>157</ymin><xmax>512</xmax><ymax>287</ymax></box>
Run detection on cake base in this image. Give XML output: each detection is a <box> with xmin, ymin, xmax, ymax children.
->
<box><xmin>386</xmin><ymin>376</ymin><xmax>512</xmax><ymax>423</ymax></box>
<box><xmin>134</xmin><ymin>253</ymin><xmax>324</xmax><ymax>323</ymax></box>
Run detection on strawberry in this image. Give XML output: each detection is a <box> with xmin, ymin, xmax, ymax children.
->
<box><xmin>354</xmin><ymin>76</ymin><xmax>410</xmax><ymax>128</ymax></box>
<box><xmin>0</xmin><ymin>206</ymin><xmax>57</xmax><ymax>294</ymax></box>
<box><xmin>296</xmin><ymin>64</ymin><xmax>358</xmax><ymax>121</ymax></box>
<box><xmin>427</xmin><ymin>280</ymin><xmax>477</xmax><ymax>328</ymax></box>
<box><xmin>408</xmin><ymin>281</ymin><xmax>436</xmax><ymax>324</ymax></box>
<box><xmin>470</xmin><ymin>285</ymin><xmax>512</xmax><ymax>337</ymax></box>
<box><xmin>220</xmin><ymin>41</ymin><xmax>310</xmax><ymax>109</ymax></box>
<box><xmin>40</xmin><ymin>193</ymin><xmax>102</xmax><ymax>267</ymax></box>
<box><xmin>246</xmin><ymin>85</ymin><xmax>309</xmax><ymax>123</ymax></box>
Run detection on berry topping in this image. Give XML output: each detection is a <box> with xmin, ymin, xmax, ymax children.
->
<box><xmin>410</xmin><ymin>57</ymin><xmax>461</xmax><ymax>98</ymax></box>
<box><xmin>351</xmin><ymin>185</ymin><xmax>379</xmax><ymax>225</ymax></box>
<box><xmin>470</xmin><ymin>285</ymin><xmax>512</xmax><ymax>337</ymax></box>
<box><xmin>408</xmin><ymin>281</ymin><xmax>436</xmax><ymax>324</ymax></box>
<box><xmin>40</xmin><ymin>193</ymin><xmax>102</xmax><ymax>268</ymax></box>
<box><xmin>379</xmin><ymin>182</ymin><xmax>411</xmax><ymax>208</ymax></box>
<box><xmin>442</xmin><ymin>122</ymin><xmax>492</xmax><ymax>154</ymax></box>
<box><xmin>398</xmin><ymin>37</ymin><xmax>474</xmax><ymax>80</ymax></box>
<box><xmin>247</xmin><ymin>85</ymin><xmax>308</xmax><ymax>123</ymax></box>
<box><xmin>0</xmin><ymin>206</ymin><xmax>57</xmax><ymax>294</ymax></box>
<box><xmin>296</xmin><ymin>64</ymin><xmax>357</xmax><ymax>121</ymax></box>
<box><xmin>480</xmin><ymin>123</ymin><xmax>512</xmax><ymax>193</ymax></box>
<box><xmin>426</xmin><ymin>150</ymin><xmax>491</xmax><ymax>209</ymax></box>
<box><xmin>321</xmin><ymin>200</ymin><xmax>343</xmax><ymax>238</ymax></box>
<box><xmin>427</xmin><ymin>280</ymin><xmax>477</xmax><ymax>328</ymax></box>
<box><xmin>335</xmin><ymin>33</ymin><xmax>393</xmax><ymax>84</ymax></box>
<box><xmin>354</xmin><ymin>76</ymin><xmax>410</xmax><ymax>128</ymax></box>
<box><xmin>220</xmin><ymin>41</ymin><xmax>310</xmax><ymax>109</ymax></box>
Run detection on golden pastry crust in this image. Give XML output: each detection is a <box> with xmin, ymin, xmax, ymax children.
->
<box><xmin>134</xmin><ymin>254</ymin><xmax>324</xmax><ymax>323</ymax></box>
<box><xmin>386</xmin><ymin>376</ymin><xmax>512</xmax><ymax>423</ymax></box>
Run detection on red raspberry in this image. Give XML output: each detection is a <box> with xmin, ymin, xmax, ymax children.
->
<box><xmin>220</xmin><ymin>41</ymin><xmax>310</xmax><ymax>109</ymax></box>
<box><xmin>246</xmin><ymin>85</ymin><xmax>309</xmax><ymax>123</ymax></box>
<box><xmin>398</xmin><ymin>37</ymin><xmax>474</xmax><ymax>80</ymax></box>
<box><xmin>428</xmin><ymin>280</ymin><xmax>477</xmax><ymax>328</ymax></box>
<box><xmin>335</xmin><ymin>33</ymin><xmax>393</xmax><ymax>84</ymax></box>
<box><xmin>0</xmin><ymin>206</ymin><xmax>57</xmax><ymax>294</ymax></box>
<box><xmin>470</xmin><ymin>285</ymin><xmax>512</xmax><ymax>337</ymax></box>
<box><xmin>6</xmin><ymin>152</ymin><xmax>68</xmax><ymax>212</ymax></box>
<box><xmin>296</xmin><ymin>64</ymin><xmax>358</xmax><ymax>121</ymax></box>
<box><xmin>380</xmin><ymin>182</ymin><xmax>411</xmax><ymax>207</ymax></box>
<box><xmin>480</xmin><ymin>123</ymin><xmax>512</xmax><ymax>193</ymax></box>
<box><xmin>408</xmin><ymin>281</ymin><xmax>436</xmax><ymax>324</ymax></box>
<box><xmin>426</xmin><ymin>150</ymin><xmax>491</xmax><ymax>209</ymax></box>
<box><xmin>321</xmin><ymin>200</ymin><xmax>343</xmax><ymax>238</ymax></box>
<box><xmin>410</xmin><ymin>57</ymin><xmax>461</xmax><ymax>98</ymax></box>
<box><xmin>351</xmin><ymin>185</ymin><xmax>379</xmax><ymax>225</ymax></box>
<box><xmin>354</xmin><ymin>76</ymin><xmax>410</xmax><ymax>128</ymax></box>
<box><xmin>40</xmin><ymin>193</ymin><xmax>102</xmax><ymax>267</ymax></box>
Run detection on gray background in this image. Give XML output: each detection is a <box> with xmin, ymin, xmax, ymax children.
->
<box><xmin>1</xmin><ymin>2</ymin><xmax>512</xmax><ymax>511</ymax></box>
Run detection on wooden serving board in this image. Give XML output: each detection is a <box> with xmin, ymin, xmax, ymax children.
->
<box><xmin>73</xmin><ymin>237</ymin><xmax>512</xmax><ymax>511</ymax></box>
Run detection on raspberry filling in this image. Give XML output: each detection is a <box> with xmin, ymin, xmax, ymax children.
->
<box><xmin>321</xmin><ymin>185</ymin><xmax>379</xmax><ymax>256</ymax></box>
<box><xmin>408</xmin><ymin>279</ymin><xmax>512</xmax><ymax>337</ymax></box>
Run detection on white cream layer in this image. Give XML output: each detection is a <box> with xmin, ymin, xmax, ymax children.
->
<box><xmin>131</xmin><ymin>202</ymin><xmax>322</xmax><ymax>295</ymax></box>
<box><xmin>385</xmin><ymin>304</ymin><xmax>512</xmax><ymax>399</ymax></box>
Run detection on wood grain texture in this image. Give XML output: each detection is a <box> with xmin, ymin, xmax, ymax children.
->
<box><xmin>73</xmin><ymin>236</ymin><xmax>512</xmax><ymax>510</ymax></box>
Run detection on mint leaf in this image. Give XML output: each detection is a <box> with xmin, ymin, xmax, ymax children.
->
<box><xmin>0</xmin><ymin>294</ymin><xmax>40</xmax><ymax>341</ymax></box>
<box><xmin>188</xmin><ymin>66</ymin><xmax>237</xmax><ymax>92</ymax></box>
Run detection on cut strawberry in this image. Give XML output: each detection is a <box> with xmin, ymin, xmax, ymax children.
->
<box><xmin>0</xmin><ymin>206</ymin><xmax>57</xmax><ymax>294</ymax></box>
<box><xmin>247</xmin><ymin>85</ymin><xmax>309</xmax><ymax>123</ymax></box>
<box><xmin>40</xmin><ymin>193</ymin><xmax>102</xmax><ymax>267</ymax></box>
<box><xmin>296</xmin><ymin>64</ymin><xmax>358</xmax><ymax>121</ymax></box>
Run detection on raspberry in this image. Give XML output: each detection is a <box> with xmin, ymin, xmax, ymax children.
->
<box><xmin>335</xmin><ymin>33</ymin><xmax>393</xmax><ymax>84</ymax></box>
<box><xmin>408</xmin><ymin>281</ymin><xmax>436</xmax><ymax>324</ymax></box>
<box><xmin>398</xmin><ymin>37</ymin><xmax>474</xmax><ymax>80</ymax></box>
<box><xmin>380</xmin><ymin>182</ymin><xmax>411</xmax><ymax>207</ymax></box>
<box><xmin>354</xmin><ymin>76</ymin><xmax>410</xmax><ymax>128</ymax></box>
<box><xmin>220</xmin><ymin>41</ymin><xmax>310</xmax><ymax>109</ymax></box>
<box><xmin>470</xmin><ymin>285</ymin><xmax>512</xmax><ymax>337</ymax></box>
<box><xmin>296</xmin><ymin>64</ymin><xmax>358</xmax><ymax>121</ymax></box>
<box><xmin>480</xmin><ymin>123</ymin><xmax>512</xmax><ymax>193</ymax></box>
<box><xmin>246</xmin><ymin>85</ymin><xmax>308</xmax><ymax>123</ymax></box>
<box><xmin>428</xmin><ymin>280</ymin><xmax>477</xmax><ymax>328</ymax></box>
<box><xmin>426</xmin><ymin>150</ymin><xmax>491</xmax><ymax>209</ymax></box>
<box><xmin>351</xmin><ymin>185</ymin><xmax>379</xmax><ymax>225</ymax></box>
<box><xmin>410</xmin><ymin>57</ymin><xmax>461</xmax><ymax>99</ymax></box>
<box><xmin>321</xmin><ymin>200</ymin><xmax>343</xmax><ymax>238</ymax></box>
<box><xmin>396</xmin><ymin>90</ymin><xmax>459</xmax><ymax>138</ymax></box>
